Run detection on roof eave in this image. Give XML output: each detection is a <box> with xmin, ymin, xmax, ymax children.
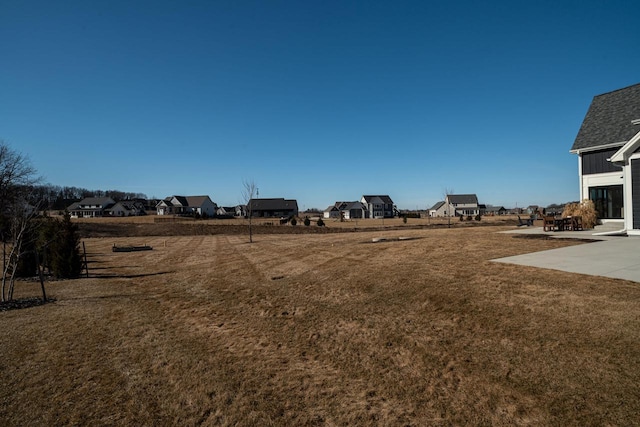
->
<box><xmin>570</xmin><ymin>141</ymin><xmax>627</xmax><ymax>155</ymax></box>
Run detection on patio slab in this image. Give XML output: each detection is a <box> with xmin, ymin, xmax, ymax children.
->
<box><xmin>493</xmin><ymin>235</ymin><xmax>640</xmax><ymax>283</ymax></box>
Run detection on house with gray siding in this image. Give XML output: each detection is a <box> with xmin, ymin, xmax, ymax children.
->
<box><xmin>360</xmin><ymin>195</ymin><xmax>394</xmax><ymax>219</ymax></box>
<box><xmin>570</xmin><ymin>83</ymin><xmax>640</xmax><ymax>233</ymax></box>
<box><xmin>429</xmin><ymin>201</ymin><xmax>448</xmax><ymax>217</ymax></box>
<box><xmin>156</xmin><ymin>195</ymin><xmax>217</xmax><ymax>217</ymax></box>
<box><xmin>324</xmin><ymin>201</ymin><xmax>368</xmax><ymax>220</ymax></box>
<box><xmin>430</xmin><ymin>194</ymin><xmax>481</xmax><ymax>217</ymax></box>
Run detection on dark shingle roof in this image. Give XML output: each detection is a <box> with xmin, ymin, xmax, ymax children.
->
<box><xmin>185</xmin><ymin>196</ymin><xmax>213</xmax><ymax>207</ymax></box>
<box><xmin>447</xmin><ymin>194</ymin><xmax>478</xmax><ymax>204</ymax></box>
<box><xmin>79</xmin><ymin>197</ymin><xmax>116</xmax><ymax>206</ymax></box>
<box><xmin>248</xmin><ymin>198</ymin><xmax>298</xmax><ymax>211</ymax></box>
<box><xmin>362</xmin><ymin>195</ymin><xmax>393</xmax><ymax>204</ymax></box>
<box><xmin>571</xmin><ymin>83</ymin><xmax>640</xmax><ymax>151</ymax></box>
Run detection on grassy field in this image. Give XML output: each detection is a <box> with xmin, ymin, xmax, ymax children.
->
<box><xmin>1</xmin><ymin>224</ymin><xmax>639</xmax><ymax>425</ymax></box>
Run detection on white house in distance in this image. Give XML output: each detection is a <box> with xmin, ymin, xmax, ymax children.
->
<box><xmin>570</xmin><ymin>83</ymin><xmax>640</xmax><ymax>234</ymax></box>
<box><xmin>323</xmin><ymin>201</ymin><xmax>368</xmax><ymax>220</ymax></box>
<box><xmin>107</xmin><ymin>201</ymin><xmax>146</xmax><ymax>217</ymax></box>
<box><xmin>68</xmin><ymin>197</ymin><xmax>116</xmax><ymax>218</ymax></box>
<box><xmin>429</xmin><ymin>194</ymin><xmax>481</xmax><ymax>217</ymax></box>
<box><xmin>156</xmin><ymin>195</ymin><xmax>217</xmax><ymax>217</ymax></box>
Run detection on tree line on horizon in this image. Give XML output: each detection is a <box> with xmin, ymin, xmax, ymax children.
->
<box><xmin>26</xmin><ymin>184</ymin><xmax>149</xmax><ymax>211</ymax></box>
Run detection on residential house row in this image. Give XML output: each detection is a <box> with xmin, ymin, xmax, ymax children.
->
<box><xmin>67</xmin><ymin>193</ymin><xmax>564</xmax><ymax>220</ymax></box>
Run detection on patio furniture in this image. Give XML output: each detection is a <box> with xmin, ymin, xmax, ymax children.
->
<box><xmin>571</xmin><ymin>216</ymin><xmax>583</xmax><ymax>231</ymax></box>
<box><xmin>555</xmin><ymin>217</ymin><xmax>570</xmax><ymax>231</ymax></box>
<box><xmin>517</xmin><ymin>215</ymin><xmax>533</xmax><ymax>226</ymax></box>
<box><xmin>543</xmin><ymin>216</ymin><xmax>556</xmax><ymax>232</ymax></box>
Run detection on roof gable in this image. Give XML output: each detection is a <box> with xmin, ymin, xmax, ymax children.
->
<box><xmin>362</xmin><ymin>195</ymin><xmax>393</xmax><ymax>204</ymax></box>
<box><xmin>572</xmin><ymin>83</ymin><xmax>640</xmax><ymax>151</ymax></box>
<box><xmin>185</xmin><ymin>195</ymin><xmax>213</xmax><ymax>207</ymax></box>
<box><xmin>610</xmin><ymin>129</ymin><xmax>640</xmax><ymax>164</ymax></box>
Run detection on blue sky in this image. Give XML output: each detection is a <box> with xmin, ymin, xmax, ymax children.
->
<box><xmin>2</xmin><ymin>0</ymin><xmax>639</xmax><ymax>210</ymax></box>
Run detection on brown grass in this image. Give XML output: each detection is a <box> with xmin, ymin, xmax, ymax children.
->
<box><xmin>1</xmin><ymin>225</ymin><xmax>639</xmax><ymax>426</ymax></box>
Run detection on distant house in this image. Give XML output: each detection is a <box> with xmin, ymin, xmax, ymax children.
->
<box><xmin>324</xmin><ymin>201</ymin><xmax>368</xmax><ymax>220</ymax></box>
<box><xmin>247</xmin><ymin>198</ymin><xmax>298</xmax><ymax>218</ymax></box>
<box><xmin>107</xmin><ymin>201</ymin><xmax>146</xmax><ymax>217</ymax></box>
<box><xmin>156</xmin><ymin>195</ymin><xmax>217</xmax><ymax>217</ymax></box>
<box><xmin>360</xmin><ymin>195</ymin><xmax>395</xmax><ymax>219</ymax></box>
<box><xmin>68</xmin><ymin>197</ymin><xmax>116</xmax><ymax>218</ymax></box>
<box><xmin>429</xmin><ymin>194</ymin><xmax>481</xmax><ymax>217</ymax></box>
<box><xmin>429</xmin><ymin>201</ymin><xmax>448</xmax><ymax>217</ymax></box>
<box><xmin>216</xmin><ymin>205</ymin><xmax>246</xmax><ymax>217</ymax></box>
<box><xmin>485</xmin><ymin>206</ymin><xmax>506</xmax><ymax>216</ymax></box>
<box><xmin>525</xmin><ymin>205</ymin><xmax>539</xmax><ymax>215</ymax></box>
<box><xmin>323</xmin><ymin>205</ymin><xmax>341</xmax><ymax>219</ymax></box>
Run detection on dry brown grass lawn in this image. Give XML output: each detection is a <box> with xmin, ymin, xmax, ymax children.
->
<box><xmin>1</xmin><ymin>225</ymin><xmax>639</xmax><ymax>426</ymax></box>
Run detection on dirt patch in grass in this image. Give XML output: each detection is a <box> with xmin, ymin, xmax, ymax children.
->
<box><xmin>2</xmin><ymin>225</ymin><xmax>639</xmax><ymax>425</ymax></box>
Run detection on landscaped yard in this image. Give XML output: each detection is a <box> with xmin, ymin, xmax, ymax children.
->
<box><xmin>1</xmin><ymin>225</ymin><xmax>638</xmax><ymax>425</ymax></box>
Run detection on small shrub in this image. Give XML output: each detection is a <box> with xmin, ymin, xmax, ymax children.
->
<box><xmin>304</xmin><ymin>217</ymin><xmax>311</xmax><ymax>226</ymax></box>
<box><xmin>562</xmin><ymin>199</ymin><xmax>597</xmax><ymax>229</ymax></box>
<box><xmin>317</xmin><ymin>218</ymin><xmax>325</xmax><ymax>227</ymax></box>
<box><xmin>475</xmin><ymin>214</ymin><xmax>482</xmax><ymax>221</ymax></box>
<box><xmin>402</xmin><ymin>216</ymin><xmax>407</xmax><ymax>224</ymax></box>
<box><xmin>466</xmin><ymin>215</ymin><xmax>473</xmax><ymax>221</ymax></box>
<box><xmin>459</xmin><ymin>215</ymin><xmax>464</xmax><ymax>221</ymax></box>
<box><xmin>290</xmin><ymin>217</ymin><xmax>297</xmax><ymax>226</ymax></box>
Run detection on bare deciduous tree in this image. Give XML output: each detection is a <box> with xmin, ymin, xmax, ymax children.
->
<box><xmin>2</xmin><ymin>199</ymin><xmax>39</xmax><ymax>301</ymax></box>
<box><xmin>0</xmin><ymin>142</ymin><xmax>37</xmax><ymax>213</ymax></box>
<box><xmin>0</xmin><ymin>142</ymin><xmax>41</xmax><ymax>301</ymax></box>
<box><xmin>443</xmin><ymin>187</ymin><xmax>454</xmax><ymax>228</ymax></box>
<box><xmin>241</xmin><ymin>179</ymin><xmax>257</xmax><ymax>243</ymax></box>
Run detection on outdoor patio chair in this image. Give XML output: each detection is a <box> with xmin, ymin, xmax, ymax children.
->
<box><xmin>517</xmin><ymin>215</ymin><xmax>533</xmax><ymax>227</ymax></box>
<box><xmin>543</xmin><ymin>216</ymin><xmax>556</xmax><ymax>232</ymax></box>
<box><xmin>572</xmin><ymin>216</ymin><xmax>583</xmax><ymax>231</ymax></box>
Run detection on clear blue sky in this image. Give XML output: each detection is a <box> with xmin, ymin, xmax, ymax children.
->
<box><xmin>2</xmin><ymin>0</ymin><xmax>639</xmax><ymax>210</ymax></box>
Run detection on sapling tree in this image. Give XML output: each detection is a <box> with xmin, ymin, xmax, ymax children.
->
<box><xmin>241</xmin><ymin>179</ymin><xmax>257</xmax><ymax>243</ymax></box>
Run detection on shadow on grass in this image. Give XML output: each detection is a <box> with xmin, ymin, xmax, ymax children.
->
<box><xmin>91</xmin><ymin>271</ymin><xmax>175</xmax><ymax>279</ymax></box>
<box><xmin>0</xmin><ymin>297</ymin><xmax>56</xmax><ymax>312</ymax></box>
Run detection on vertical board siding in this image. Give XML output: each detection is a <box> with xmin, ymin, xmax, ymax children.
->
<box><xmin>582</xmin><ymin>149</ymin><xmax>622</xmax><ymax>175</ymax></box>
<box><xmin>632</xmin><ymin>159</ymin><xmax>640</xmax><ymax>229</ymax></box>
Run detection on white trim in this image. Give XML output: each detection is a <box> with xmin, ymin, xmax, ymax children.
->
<box><xmin>570</xmin><ymin>141</ymin><xmax>626</xmax><ymax>154</ymax></box>
<box><xmin>577</xmin><ymin>153</ymin><xmax>583</xmax><ymax>201</ymax></box>
<box><xmin>610</xmin><ymin>129</ymin><xmax>640</xmax><ymax>164</ymax></box>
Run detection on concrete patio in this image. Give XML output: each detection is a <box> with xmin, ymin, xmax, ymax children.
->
<box><xmin>494</xmin><ymin>223</ymin><xmax>640</xmax><ymax>283</ymax></box>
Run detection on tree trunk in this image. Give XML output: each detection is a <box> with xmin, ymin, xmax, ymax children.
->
<box><xmin>35</xmin><ymin>249</ymin><xmax>47</xmax><ymax>302</ymax></box>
